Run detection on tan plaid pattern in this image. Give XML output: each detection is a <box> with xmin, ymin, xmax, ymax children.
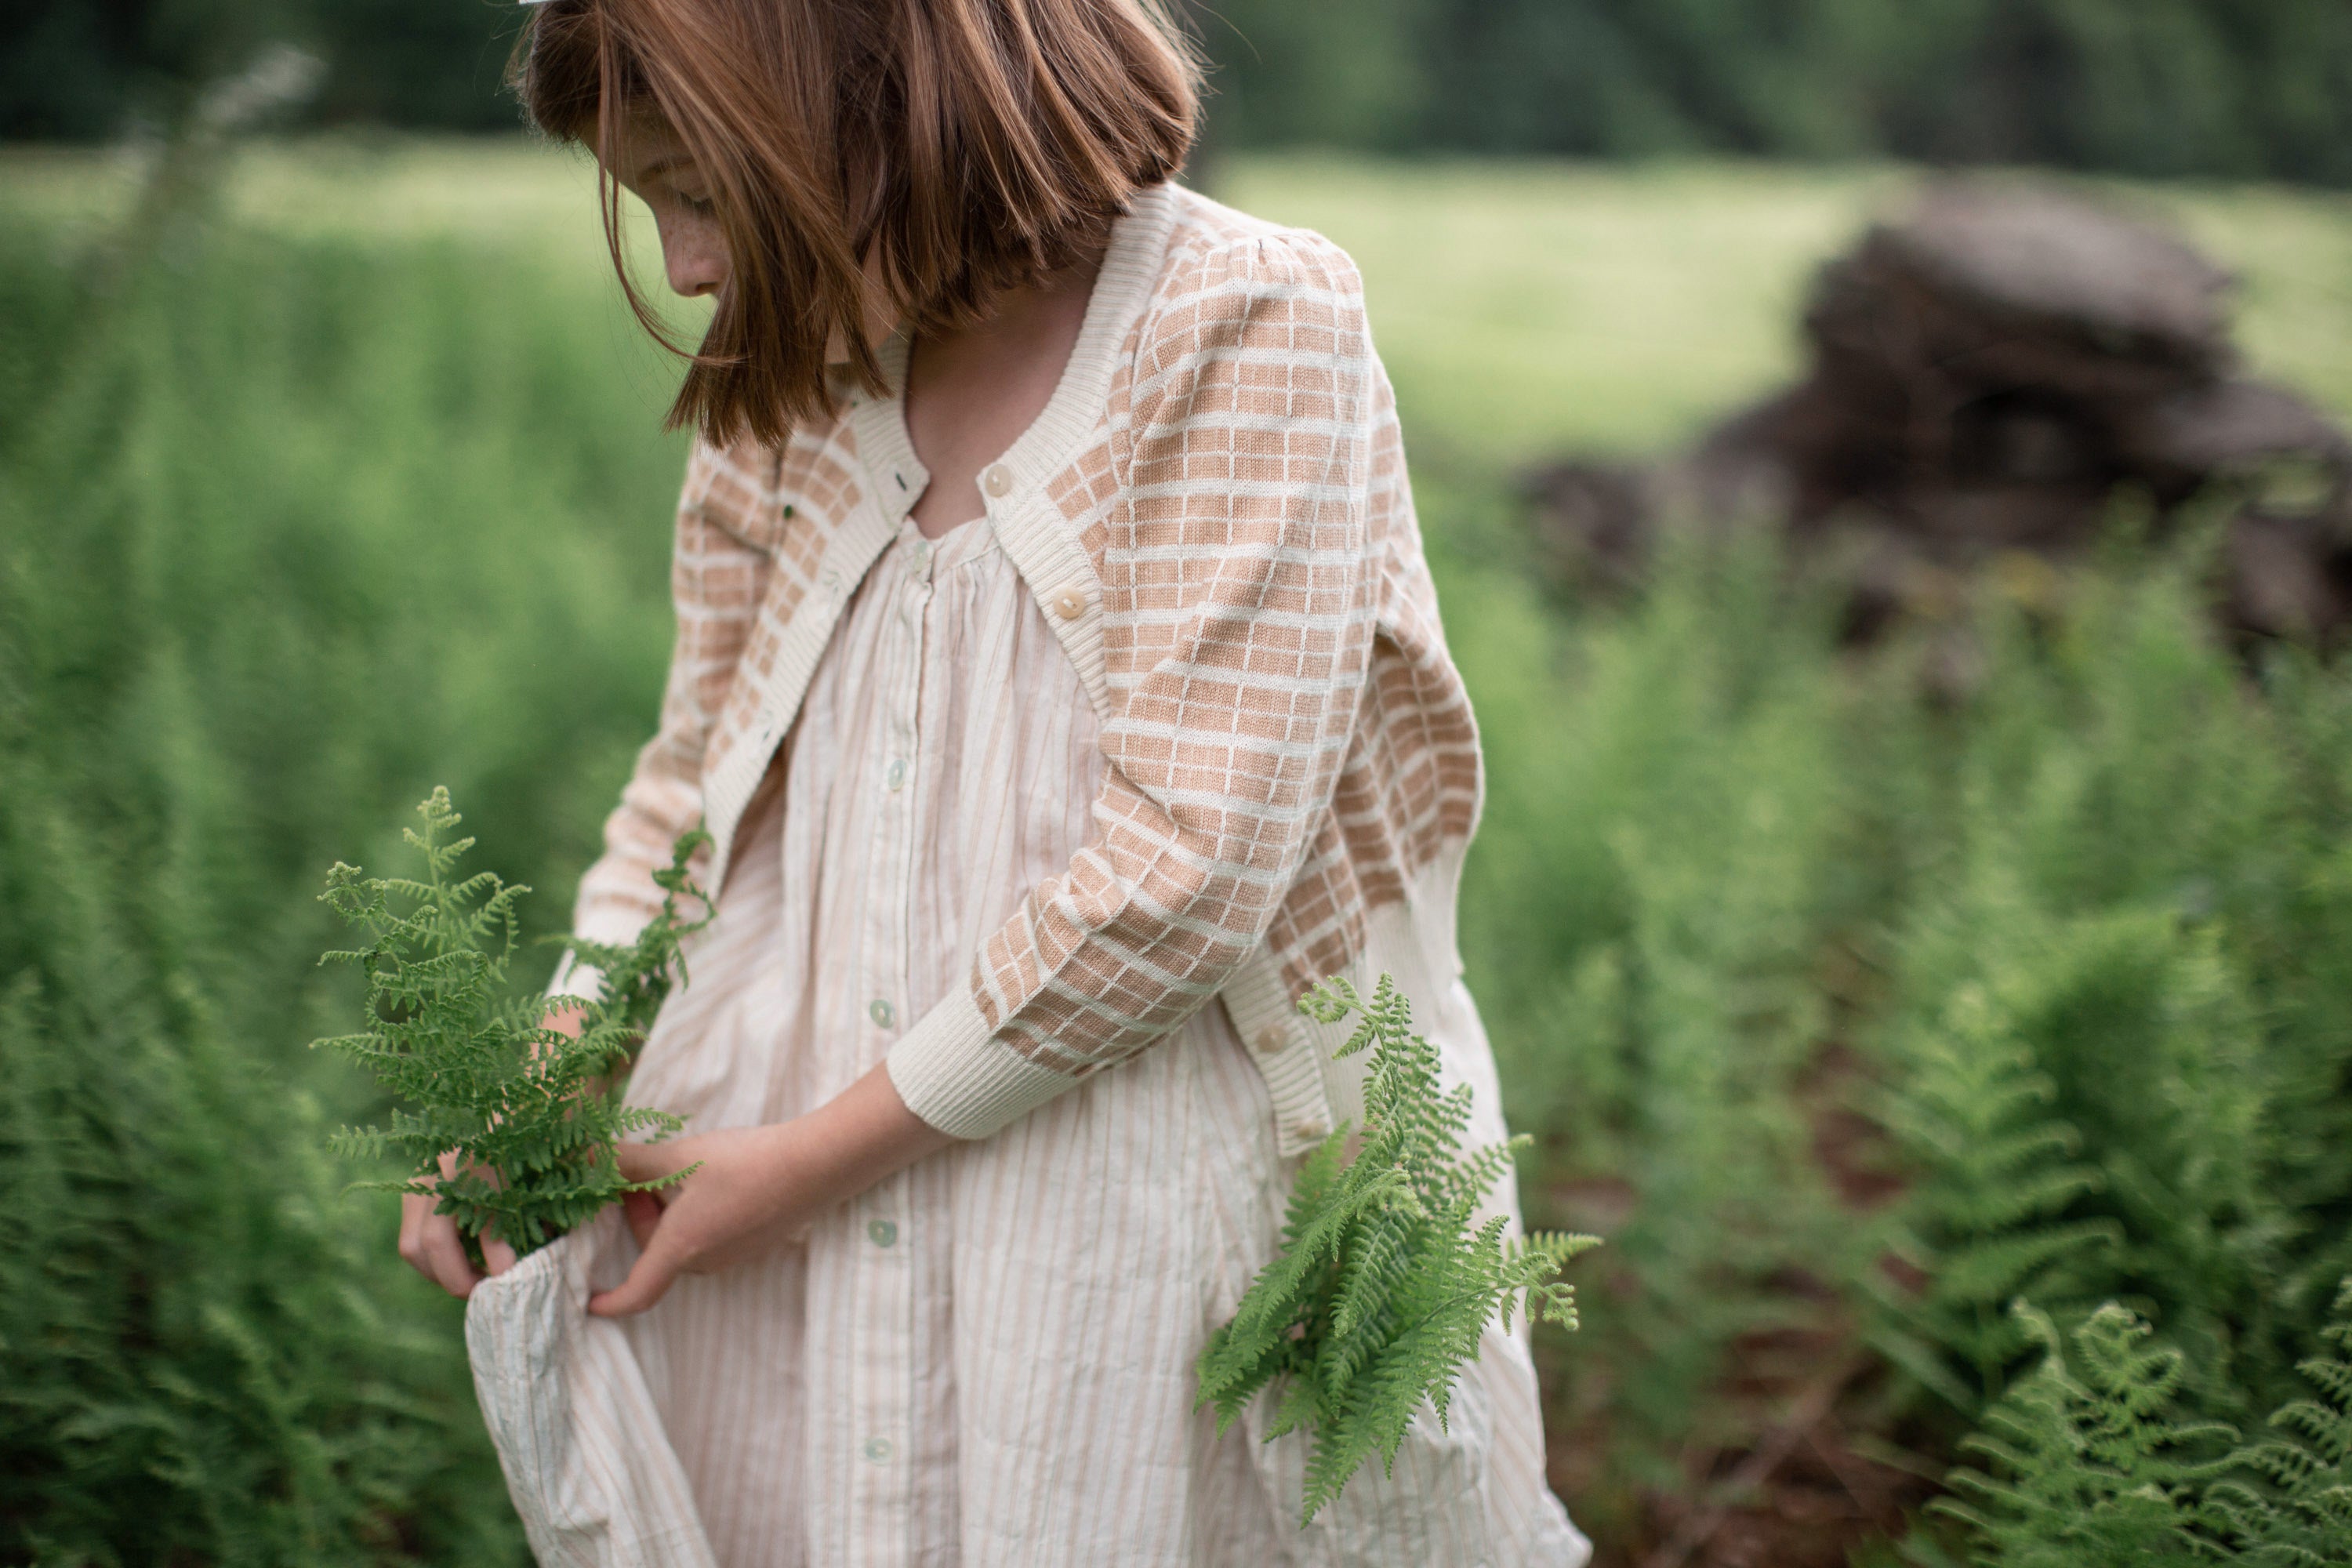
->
<box><xmin>967</xmin><ymin>222</ymin><xmax>1381</xmax><ymax>1073</ymax></box>
<box><xmin>568</xmin><ymin>187</ymin><xmax>1486</xmax><ymax>1130</ymax></box>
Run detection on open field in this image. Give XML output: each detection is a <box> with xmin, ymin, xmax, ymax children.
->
<box><xmin>5</xmin><ymin>141</ymin><xmax>2352</xmax><ymax>1566</ymax></box>
<box><xmin>11</xmin><ymin>139</ymin><xmax>2350</xmax><ymax>457</ymax></box>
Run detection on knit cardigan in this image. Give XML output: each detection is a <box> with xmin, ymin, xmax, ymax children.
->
<box><xmin>561</xmin><ymin>182</ymin><xmax>1488</xmax><ymax>1156</ymax></box>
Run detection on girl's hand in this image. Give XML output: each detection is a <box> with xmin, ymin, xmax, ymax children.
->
<box><xmin>588</xmin><ymin>1127</ymin><xmax>800</xmax><ymax>1308</ymax></box>
<box><xmin>588</xmin><ymin>1062</ymin><xmax>956</xmax><ymax>1317</ymax></box>
<box><xmin>398</xmin><ymin>1150</ymin><xmax>517</xmax><ymax>1298</ymax></box>
<box><xmin>395</xmin><ymin>1002</ymin><xmax>584</xmax><ymax>1299</ymax></box>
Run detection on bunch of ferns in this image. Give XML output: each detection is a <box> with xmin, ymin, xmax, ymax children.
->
<box><xmin>1196</xmin><ymin>975</ymin><xmax>1598</xmax><ymax>1523</ymax></box>
<box><xmin>314</xmin><ymin>789</ymin><xmax>710</xmax><ymax>1260</ymax></box>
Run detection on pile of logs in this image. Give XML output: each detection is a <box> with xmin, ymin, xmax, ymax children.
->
<box><xmin>1525</xmin><ymin>182</ymin><xmax>2352</xmax><ymax>662</ymax></box>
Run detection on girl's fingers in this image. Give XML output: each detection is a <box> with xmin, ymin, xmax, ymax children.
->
<box><xmin>397</xmin><ymin>1194</ymin><xmax>429</xmax><ymax>1275</ymax></box>
<box><xmin>399</xmin><ymin>1193</ymin><xmax>474</xmax><ymax>1296</ymax></box>
<box><xmin>621</xmin><ymin>1188</ymin><xmax>664</xmax><ymax>1250</ymax></box>
<box><xmin>612</xmin><ymin>1140</ymin><xmax>679</xmax><ymax>1185</ymax></box>
<box><xmin>419</xmin><ymin>1215</ymin><xmax>484</xmax><ymax>1299</ymax></box>
<box><xmin>482</xmin><ymin>1232</ymin><xmax>518</xmax><ymax>1276</ymax></box>
<box><xmin>586</xmin><ymin>1240</ymin><xmax>681</xmax><ymax>1318</ymax></box>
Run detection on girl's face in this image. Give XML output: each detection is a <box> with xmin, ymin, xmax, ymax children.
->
<box><xmin>606</xmin><ymin>111</ymin><xmax>895</xmax><ymax>366</ymax></box>
<box><xmin>608</xmin><ymin>116</ymin><xmax>731</xmax><ymax>302</ymax></box>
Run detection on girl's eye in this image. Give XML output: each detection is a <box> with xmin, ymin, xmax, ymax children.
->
<box><xmin>676</xmin><ymin>191</ymin><xmax>715</xmax><ymax>216</ymax></box>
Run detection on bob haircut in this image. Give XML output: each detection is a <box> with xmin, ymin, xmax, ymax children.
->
<box><xmin>510</xmin><ymin>0</ymin><xmax>1200</xmax><ymax>448</ymax></box>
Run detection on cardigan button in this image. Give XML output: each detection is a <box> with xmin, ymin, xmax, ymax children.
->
<box><xmin>1254</xmin><ymin>1027</ymin><xmax>1287</xmax><ymax>1055</ymax></box>
<box><xmin>1290</xmin><ymin>1118</ymin><xmax>1332</xmax><ymax>1144</ymax></box>
<box><xmin>1052</xmin><ymin>586</ymin><xmax>1086</xmax><ymax>621</ymax></box>
<box><xmin>982</xmin><ymin>463</ymin><xmax>1014</xmax><ymax>498</ymax></box>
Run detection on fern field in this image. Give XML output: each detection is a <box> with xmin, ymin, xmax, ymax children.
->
<box><xmin>1448</xmin><ymin>512</ymin><xmax>2352</xmax><ymax>1562</ymax></box>
<box><xmin>4</xmin><ymin>145</ymin><xmax>2352</xmax><ymax>1564</ymax></box>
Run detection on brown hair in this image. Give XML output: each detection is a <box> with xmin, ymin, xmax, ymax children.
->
<box><xmin>510</xmin><ymin>0</ymin><xmax>1200</xmax><ymax>448</ymax></box>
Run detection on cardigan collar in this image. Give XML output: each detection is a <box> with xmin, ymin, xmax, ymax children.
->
<box><xmin>844</xmin><ymin>183</ymin><xmax>1181</xmax><ymax>529</ymax></box>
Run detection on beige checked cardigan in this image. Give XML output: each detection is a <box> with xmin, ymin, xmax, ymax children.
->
<box><xmin>560</xmin><ymin>180</ymin><xmax>1487</xmax><ymax>1158</ymax></box>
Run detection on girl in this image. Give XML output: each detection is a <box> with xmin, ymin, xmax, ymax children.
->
<box><xmin>402</xmin><ymin>0</ymin><xmax>1588</xmax><ymax>1562</ymax></box>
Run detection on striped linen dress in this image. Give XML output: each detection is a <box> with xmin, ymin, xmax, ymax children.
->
<box><xmin>462</xmin><ymin>182</ymin><xmax>1589</xmax><ymax>1567</ymax></box>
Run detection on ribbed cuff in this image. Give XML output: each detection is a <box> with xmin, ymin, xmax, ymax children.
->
<box><xmin>884</xmin><ymin>987</ymin><xmax>1081</xmax><ymax>1140</ymax></box>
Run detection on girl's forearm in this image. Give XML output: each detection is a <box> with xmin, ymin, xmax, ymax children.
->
<box><xmin>775</xmin><ymin>1061</ymin><xmax>960</xmax><ymax>1209</ymax></box>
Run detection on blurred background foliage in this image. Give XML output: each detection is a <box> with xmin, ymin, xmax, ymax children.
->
<box><xmin>5</xmin><ymin>0</ymin><xmax>2352</xmax><ymax>182</ymax></box>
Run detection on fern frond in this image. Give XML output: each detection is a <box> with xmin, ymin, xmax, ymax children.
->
<box><xmin>312</xmin><ymin>790</ymin><xmax>710</xmax><ymax>1259</ymax></box>
<box><xmin>2209</xmin><ymin>1278</ymin><xmax>2352</xmax><ymax>1563</ymax></box>
<box><xmin>1197</xmin><ymin>974</ymin><xmax>1598</xmax><ymax>1524</ymax></box>
<box><xmin>1934</xmin><ymin>1301</ymin><xmax>2235</xmax><ymax>1565</ymax></box>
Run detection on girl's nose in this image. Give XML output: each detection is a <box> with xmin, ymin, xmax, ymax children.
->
<box><xmin>665</xmin><ymin>223</ymin><xmax>728</xmax><ymax>299</ymax></box>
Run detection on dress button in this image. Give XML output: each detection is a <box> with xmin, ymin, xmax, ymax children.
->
<box><xmin>1052</xmin><ymin>586</ymin><xmax>1086</xmax><ymax>620</ymax></box>
<box><xmin>869</xmin><ymin>999</ymin><xmax>896</xmax><ymax>1029</ymax></box>
<box><xmin>868</xmin><ymin>1218</ymin><xmax>898</xmax><ymax>1248</ymax></box>
<box><xmin>982</xmin><ymin>463</ymin><xmax>1014</xmax><ymax>498</ymax></box>
<box><xmin>885</xmin><ymin>758</ymin><xmax>908</xmax><ymax>791</ymax></box>
<box><xmin>862</xmin><ymin>1436</ymin><xmax>895</xmax><ymax>1464</ymax></box>
<box><xmin>1254</xmin><ymin>1027</ymin><xmax>1287</xmax><ymax>1055</ymax></box>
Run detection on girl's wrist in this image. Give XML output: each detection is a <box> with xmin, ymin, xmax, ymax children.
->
<box><xmin>761</xmin><ymin>1062</ymin><xmax>957</xmax><ymax>1219</ymax></box>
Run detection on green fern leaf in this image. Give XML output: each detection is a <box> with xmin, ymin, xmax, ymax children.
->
<box><xmin>2208</xmin><ymin>1278</ymin><xmax>2352</xmax><ymax>1563</ymax></box>
<box><xmin>311</xmin><ymin>790</ymin><xmax>713</xmax><ymax>1261</ymax></box>
<box><xmin>1196</xmin><ymin>973</ymin><xmax>1599</xmax><ymax>1524</ymax></box>
<box><xmin>1935</xmin><ymin>1301</ymin><xmax>2235</xmax><ymax>1566</ymax></box>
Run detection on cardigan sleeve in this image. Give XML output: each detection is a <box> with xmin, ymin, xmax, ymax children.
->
<box><xmin>550</xmin><ymin>440</ymin><xmax>773</xmax><ymax>1001</ymax></box>
<box><xmin>886</xmin><ymin>231</ymin><xmax>1380</xmax><ymax>1138</ymax></box>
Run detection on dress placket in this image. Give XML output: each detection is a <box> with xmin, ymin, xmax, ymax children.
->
<box><xmin>845</xmin><ymin>525</ymin><xmax>937</xmax><ymax>1563</ymax></box>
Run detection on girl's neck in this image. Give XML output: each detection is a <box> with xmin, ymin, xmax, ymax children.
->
<box><xmin>902</xmin><ymin>249</ymin><xmax>1106</xmax><ymax>539</ymax></box>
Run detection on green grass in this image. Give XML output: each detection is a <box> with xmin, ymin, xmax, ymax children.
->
<box><xmin>1222</xmin><ymin>157</ymin><xmax>2352</xmax><ymax>461</ymax></box>
<box><xmin>13</xmin><ymin>140</ymin><xmax>2348</xmax><ymax>459</ymax></box>
<box><xmin>5</xmin><ymin>139</ymin><xmax>2352</xmax><ymax>1565</ymax></box>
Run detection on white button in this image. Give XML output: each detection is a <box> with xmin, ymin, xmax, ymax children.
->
<box><xmin>862</xmin><ymin>1436</ymin><xmax>895</xmax><ymax>1463</ymax></box>
<box><xmin>869</xmin><ymin>999</ymin><xmax>896</xmax><ymax>1029</ymax></box>
<box><xmin>1290</xmin><ymin>1118</ymin><xmax>1331</xmax><ymax>1143</ymax></box>
<box><xmin>1052</xmin><ymin>586</ymin><xmax>1085</xmax><ymax>621</ymax></box>
<box><xmin>885</xmin><ymin>758</ymin><xmax>908</xmax><ymax>791</ymax></box>
<box><xmin>910</xmin><ymin>539</ymin><xmax>931</xmax><ymax>570</ymax></box>
<box><xmin>1254</xmin><ymin>1027</ymin><xmax>1287</xmax><ymax>1055</ymax></box>
<box><xmin>868</xmin><ymin>1218</ymin><xmax>898</xmax><ymax>1247</ymax></box>
<box><xmin>982</xmin><ymin>463</ymin><xmax>1014</xmax><ymax>498</ymax></box>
